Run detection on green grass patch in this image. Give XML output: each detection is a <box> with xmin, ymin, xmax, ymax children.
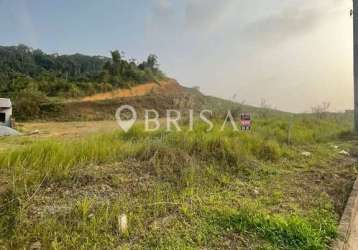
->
<box><xmin>0</xmin><ymin>115</ymin><xmax>356</xmax><ymax>249</ymax></box>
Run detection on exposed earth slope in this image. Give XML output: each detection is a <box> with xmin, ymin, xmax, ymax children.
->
<box><xmin>32</xmin><ymin>79</ymin><xmax>267</xmax><ymax>122</ymax></box>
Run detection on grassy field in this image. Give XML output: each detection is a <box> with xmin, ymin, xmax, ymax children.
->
<box><xmin>0</xmin><ymin>115</ymin><xmax>357</xmax><ymax>249</ymax></box>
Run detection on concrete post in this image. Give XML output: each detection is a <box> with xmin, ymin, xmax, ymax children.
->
<box><xmin>354</xmin><ymin>0</ymin><xmax>358</xmax><ymax>132</ymax></box>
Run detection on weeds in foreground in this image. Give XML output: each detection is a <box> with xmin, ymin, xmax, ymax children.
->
<box><xmin>0</xmin><ymin>116</ymin><xmax>355</xmax><ymax>249</ymax></box>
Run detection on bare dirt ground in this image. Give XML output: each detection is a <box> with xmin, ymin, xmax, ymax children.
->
<box><xmin>18</xmin><ymin>120</ymin><xmax>119</xmax><ymax>138</ymax></box>
<box><xmin>80</xmin><ymin>79</ymin><xmax>180</xmax><ymax>102</ymax></box>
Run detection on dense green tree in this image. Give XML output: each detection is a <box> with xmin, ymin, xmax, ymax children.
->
<box><xmin>14</xmin><ymin>87</ymin><xmax>48</xmax><ymax>120</ymax></box>
<box><xmin>0</xmin><ymin>44</ymin><xmax>166</xmax><ymax>99</ymax></box>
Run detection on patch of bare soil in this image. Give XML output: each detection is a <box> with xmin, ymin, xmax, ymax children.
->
<box><xmin>27</xmin><ymin>161</ymin><xmax>157</xmax><ymax>219</ymax></box>
<box><xmin>302</xmin><ymin>156</ymin><xmax>358</xmax><ymax>216</ymax></box>
<box><xmin>0</xmin><ymin>178</ymin><xmax>8</xmax><ymax>196</ymax></box>
<box><xmin>18</xmin><ymin>120</ymin><xmax>118</xmax><ymax>138</ymax></box>
<box><xmin>253</xmin><ymin>154</ymin><xmax>358</xmax><ymax>217</ymax></box>
<box><xmin>80</xmin><ymin>79</ymin><xmax>182</xmax><ymax>102</ymax></box>
<box><xmin>38</xmin><ymin>85</ymin><xmax>193</xmax><ymax>121</ymax></box>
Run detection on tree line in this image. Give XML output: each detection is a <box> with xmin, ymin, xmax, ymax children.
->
<box><xmin>0</xmin><ymin>44</ymin><xmax>165</xmax><ymax>98</ymax></box>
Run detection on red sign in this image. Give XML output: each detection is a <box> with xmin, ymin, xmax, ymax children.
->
<box><xmin>240</xmin><ymin>113</ymin><xmax>251</xmax><ymax>130</ymax></box>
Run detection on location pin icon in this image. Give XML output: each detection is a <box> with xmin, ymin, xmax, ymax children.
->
<box><xmin>115</xmin><ymin>105</ymin><xmax>137</xmax><ymax>133</ymax></box>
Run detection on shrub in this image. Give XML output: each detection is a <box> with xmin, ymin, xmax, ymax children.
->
<box><xmin>66</xmin><ymin>84</ymin><xmax>82</xmax><ymax>97</ymax></box>
<box><xmin>14</xmin><ymin>88</ymin><xmax>48</xmax><ymax>120</ymax></box>
<box><xmin>257</xmin><ymin>140</ymin><xmax>281</xmax><ymax>162</ymax></box>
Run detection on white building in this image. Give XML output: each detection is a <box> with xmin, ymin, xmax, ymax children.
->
<box><xmin>0</xmin><ymin>98</ymin><xmax>12</xmax><ymax>127</ymax></box>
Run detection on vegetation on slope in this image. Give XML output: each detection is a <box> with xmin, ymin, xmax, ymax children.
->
<box><xmin>0</xmin><ymin>44</ymin><xmax>166</xmax><ymax>119</ymax></box>
<box><xmin>0</xmin><ymin>115</ymin><xmax>356</xmax><ymax>249</ymax></box>
<box><xmin>14</xmin><ymin>81</ymin><xmax>285</xmax><ymax>122</ymax></box>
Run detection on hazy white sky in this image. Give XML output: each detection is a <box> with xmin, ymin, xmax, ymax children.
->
<box><xmin>147</xmin><ymin>0</ymin><xmax>354</xmax><ymax>112</ymax></box>
<box><xmin>0</xmin><ymin>0</ymin><xmax>354</xmax><ymax>112</ymax></box>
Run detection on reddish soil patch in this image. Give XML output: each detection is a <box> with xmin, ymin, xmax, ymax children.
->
<box><xmin>81</xmin><ymin>79</ymin><xmax>182</xmax><ymax>102</ymax></box>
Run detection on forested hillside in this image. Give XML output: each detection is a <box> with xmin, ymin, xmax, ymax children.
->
<box><xmin>0</xmin><ymin>45</ymin><xmax>166</xmax><ymax>119</ymax></box>
<box><xmin>0</xmin><ymin>44</ymin><xmax>165</xmax><ymax>97</ymax></box>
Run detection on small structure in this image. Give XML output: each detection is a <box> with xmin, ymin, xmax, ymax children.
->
<box><xmin>240</xmin><ymin>113</ymin><xmax>252</xmax><ymax>131</ymax></box>
<box><xmin>0</xmin><ymin>98</ymin><xmax>12</xmax><ymax>127</ymax></box>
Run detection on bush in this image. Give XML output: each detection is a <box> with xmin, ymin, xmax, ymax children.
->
<box><xmin>96</xmin><ymin>82</ymin><xmax>112</xmax><ymax>92</ymax></box>
<box><xmin>66</xmin><ymin>84</ymin><xmax>82</xmax><ymax>97</ymax></box>
<box><xmin>14</xmin><ymin>89</ymin><xmax>48</xmax><ymax>120</ymax></box>
<box><xmin>257</xmin><ymin>140</ymin><xmax>281</xmax><ymax>162</ymax></box>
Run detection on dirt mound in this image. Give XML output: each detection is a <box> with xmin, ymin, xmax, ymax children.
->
<box><xmin>33</xmin><ymin>79</ymin><xmax>192</xmax><ymax>122</ymax></box>
<box><xmin>33</xmin><ymin>79</ymin><xmax>258</xmax><ymax>122</ymax></box>
<box><xmin>81</xmin><ymin>79</ymin><xmax>182</xmax><ymax>102</ymax></box>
